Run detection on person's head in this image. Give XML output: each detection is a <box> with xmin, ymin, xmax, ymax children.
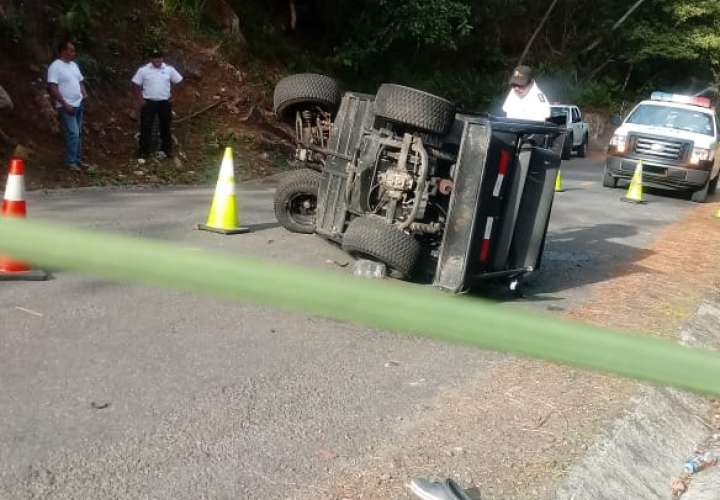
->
<box><xmin>509</xmin><ymin>65</ymin><xmax>534</xmax><ymax>98</ymax></box>
<box><xmin>58</xmin><ymin>41</ymin><xmax>76</xmax><ymax>62</ymax></box>
<box><xmin>149</xmin><ymin>49</ymin><xmax>164</xmax><ymax>68</ymax></box>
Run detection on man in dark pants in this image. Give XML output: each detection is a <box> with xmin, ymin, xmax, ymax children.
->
<box><xmin>131</xmin><ymin>49</ymin><xmax>183</xmax><ymax>160</ymax></box>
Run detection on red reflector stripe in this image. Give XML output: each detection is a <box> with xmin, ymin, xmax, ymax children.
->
<box><xmin>479</xmin><ymin>239</ymin><xmax>491</xmax><ymax>262</ymax></box>
<box><xmin>480</xmin><ymin>217</ymin><xmax>494</xmax><ymax>263</ymax></box>
<box><xmin>498</xmin><ymin>150</ymin><xmax>511</xmax><ymax>176</ymax></box>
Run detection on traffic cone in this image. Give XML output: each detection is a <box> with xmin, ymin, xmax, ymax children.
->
<box><xmin>622</xmin><ymin>160</ymin><xmax>646</xmax><ymax>204</ymax></box>
<box><xmin>0</xmin><ymin>158</ymin><xmax>49</xmax><ymax>281</ymax></box>
<box><xmin>197</xmin><ymin>147</ymin><xmax>249</xmax><ymax>234</ymax></box>
<box><xmin>555</xmin><ymin>170</ymin><xmax>565</xmax><ymax>192</ymax></box>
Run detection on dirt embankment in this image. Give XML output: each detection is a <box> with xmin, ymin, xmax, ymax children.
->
<box><xmin>0</xmin><ymin>3</ymin><xmax>294</xmax><ymax>190</ymax></box>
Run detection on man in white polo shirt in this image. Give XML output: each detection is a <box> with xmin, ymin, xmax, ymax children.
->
<box><xmin>47</xmin><ymin>41</ymin><xmax>87</xmax><ymax>170</ymax></box>
<box><xmin>131</xmin><ymin>49</ymin><xmax>183</xmax><ymax>159</ymax></box>
<box><xmin>502</xmin><ymin>65</ymin><xmax>551</xmax><ymax>122</ymax></box>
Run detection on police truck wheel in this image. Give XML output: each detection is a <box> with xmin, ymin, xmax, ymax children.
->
<box><xmin>577</xmin><ymin>133</ymin><xmax>588</xmax><ymax>158</ymax></box>
<box><xmin>562</xmin><ymin>133</ymin><xmax>573</xmax><ymax>160</ymax></box>
<box><xmin>602</xmin><ymin>168</ymin><xmax>617</xmax><ymax>188</ymax></box>
<box><xmin>373</xmin><ymin>84</ymin><xmax>456</xmax><ymax>135</ymax></box>
<box><xmin>708</xmin><ymin>174</ymin><xmax>718</xmax><ymax>196</ymax></box>
<box><xmin>273</xmin><ymin>169</ymin><xmax>322</xmax><ymax>233</ymax></box>
<box><xmin>691</xmin><ymin>179</ymin><xmax>711</xmax><ymax>203</ymax></box>
<box><xmin>342</xmin><ymin>216</ymin><xmax>421</xmax><ymax>279</ymax></box>
<box><xmin>273</xmin><ymin>73</ymin><xmax>341</xmax><ymax>122</ymax></box>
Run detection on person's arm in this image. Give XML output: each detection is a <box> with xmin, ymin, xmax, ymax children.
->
<box><xmin>169</xmin><ymin>67</ymin><xmax>183</xmax><ymax>101</ymax></box>
<box><xmin>131</xmin><ymin>68</ymin><xmax>145</xmax><ymax>110</ymax></box>
<box><xmin>48</xmin><ymin>83</ymin><xmax>74</xmax><ymax>115</ymax></box>
<box><xmin>48</xmin><ymin>63</ymin><xmax>75</xmax><ymax>115</ymax></box>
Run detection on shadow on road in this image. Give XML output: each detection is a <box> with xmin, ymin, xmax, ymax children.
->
<box><xmin>471</xmin><ymin>223</ymin><xmax>656</xmax><ymax>303</ymax></box>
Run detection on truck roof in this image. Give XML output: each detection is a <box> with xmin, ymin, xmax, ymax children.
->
<box><xmin>637</xmin><ymin>99</ymin><xmax>716</xmax><ymax>115</ymax></box>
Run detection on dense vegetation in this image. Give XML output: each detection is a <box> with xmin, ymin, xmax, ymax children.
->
<box><xmin>2</xmin><ymin>0</ymin><xmax>720</xmax><ymax>112</ymax></box>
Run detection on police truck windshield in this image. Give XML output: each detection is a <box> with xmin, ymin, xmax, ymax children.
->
<box><xmin>626</xmin><ymin>104</ymin><xmax>714</xmax><ymax>136</ymax></box>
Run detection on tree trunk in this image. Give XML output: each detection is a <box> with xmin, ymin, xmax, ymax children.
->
<box><xmin>289</xmin><ymin>0</ymin><xmax>297</xmax><ymax>30</ymax></box>
<box><xmin>517</xmin><ymin>0</ymin><xmax>560</xmax><ymax>67</ymax></box>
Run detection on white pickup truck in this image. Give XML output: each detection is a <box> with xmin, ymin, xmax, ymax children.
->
<box><xmin>550</xmin><ymin>104</ymin><xmax>590</xmax><ymax>159</ymax></box>
<box><xmin>605</xmin><ymin>92</ymin><xmax>720</xmax><ymax>202</ymax></box>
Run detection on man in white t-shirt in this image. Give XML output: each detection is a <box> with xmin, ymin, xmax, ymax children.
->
<box><xmin>47</xmin><ymin>41</ymin><xmax>87</xmax><ymax>170</ymax></box>
<box><xmin>131</xmin><ymin>49</ymin><xmax>183</xmax><ymax>159</ymax></box>
<box><xmin>502</xmin><ymin>65</ymin><xmax>551</xmax><ymax>122</ymax></box>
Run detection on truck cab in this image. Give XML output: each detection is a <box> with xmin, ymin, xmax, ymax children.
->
<box><xmin>604</xmin><ymin>92</ymin><xmax>720</xmax><ymax>202</ymax></box>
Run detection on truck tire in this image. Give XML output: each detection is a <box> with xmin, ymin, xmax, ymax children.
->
<box><xmin>342</xmin><ymin>216</ymin><xmax>421</xmax><ymax>279</ymax></box>
<box><xmin>577</xmin><ymin>133</ymin><xmax>588</xmax><ymax>158</ymax></box>
<box><xmin>373</xmin><ymin>84</ymin><xmax>455</xmax><ymax>135</ymax></box>
<box><xmin>273</xmin><ymin>169</ymin><xmax>322</xmax><ymax>233</ymax></box>
<box><xmin>708</xmin><ymin>174</ymin><xmax>718</xmax><ymax>195</ymax></box>
<box><xmin>273</xmin><ymin>73</ymin><xmax>341</xmax><ymax>122</ymax></box>
<box><xmin>691</xmin><ymin>179</ymin><xmax>711</xmax><ymax>203</ymax></box>
<box><xmin>602</xmin><ymin>168</ymin><xmax>617</xmax><ymax>188</ymax></box>
<box><xmin>562</xmin><ymin>132</ymin><xmax>573</xmax><ymax>160</ymax></box>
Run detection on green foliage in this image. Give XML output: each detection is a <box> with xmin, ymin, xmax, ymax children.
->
<box><xmin>142</xmin><ymin>24</ymin><xmax>169</xmax><ymax>55</ymax></box>
<box><xmin>332</xmin><ymin>0</ymin><xmax>473</xmax><ymax>70</ymax></box>
<box><xmin>0</xmin><ymin>13</ymin><xmax>24</xmax><ymax>46</ymax></box>
<box><xmin>157</xmin><ymin>0</ymin><xmax>208</xmax><ymax>31</ymax></box>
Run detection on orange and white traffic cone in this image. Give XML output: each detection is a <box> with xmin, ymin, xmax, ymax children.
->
<box><xmin>0</xmin><ymin>158</ymin><xmax>48</xmax><ymax>281</ymax></box>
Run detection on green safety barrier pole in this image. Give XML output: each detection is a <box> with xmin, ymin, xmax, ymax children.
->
<box><xmin>0</xmin><ymin>217</ymin><xmax>718</xmax><ymax>396</ymax></box>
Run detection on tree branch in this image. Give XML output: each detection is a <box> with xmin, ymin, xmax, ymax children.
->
<box><xmin>517</xmin><ymin>0</ymin><xmax>560</xmax><ymax>67</ymax></box>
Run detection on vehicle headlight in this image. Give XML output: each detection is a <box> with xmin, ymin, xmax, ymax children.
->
<box><xmin>610</xmin><ymin>134</ymin><xmax>627</xmax><ymax>153</ymax></box>
<box><xmin>690</xmin><ymin>147</ymin><xmax>713</xmax><ymax>165</ymax></box>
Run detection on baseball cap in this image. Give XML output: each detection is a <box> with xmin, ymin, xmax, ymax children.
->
<box><xmin>149</xmin><ymin>48</ymin><xmax>164</xmax><ymax>58</ymax></box>
<box><xmin>509</xmin><ymin>65</ymin><xmax>533</xmax><ymax>87</ymax></box>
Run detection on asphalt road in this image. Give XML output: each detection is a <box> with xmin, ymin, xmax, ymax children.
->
<box><xmin>0</xmin><ymin>157</ymin><xmax>709</xmax><ymax>499</ymax></box>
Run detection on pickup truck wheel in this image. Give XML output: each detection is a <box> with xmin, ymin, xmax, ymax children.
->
<box><xmin>561</xmin><ymin>132</ymin><xmax>573</xmax><ymax>160</ymax></box>
<box><xmin>602</xmin><ymin>168</ymin><xmax>617</xmax><ymax>188</ymax></box>
<box><xmin>577</xmin><ymin>133</ymin><xmax>588</xmax><ymax>158</ymax></box>
<box><xmin>273</xmin><ymin>169</ymin><xmax>322</xmax><ymax>233</ymax></box>
<box><xmin>273</xmin><ymin>73</ymin><xmax>341</xmax><ymax>122</ymax></box>
<box><xmin>708</xmin><ymin>174</ymin><xmax>718</xmax><ymax>195</ymax></box>
<box><xmin>373</xmin><ymin>84</ymin><xmax>455</xmax><ymax>135</ymax></box>
<box><xmin>691</xmin><ymin>179</ymin><xmax>711</xmax><ymax>203</ymax></box>
<box><xmin>342</xmin><ymin>216</ymin><xmax>421</xmax><ymax>279</ymax></box>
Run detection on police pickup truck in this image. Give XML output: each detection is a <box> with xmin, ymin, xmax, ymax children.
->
<box><xmin>604</xmin><ymin>92</ymin><xmax>720</xmax><ymax>202</ymax></box>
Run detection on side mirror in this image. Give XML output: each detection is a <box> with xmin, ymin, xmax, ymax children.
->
<box><xmin>610</xmin><ymin>114</ymin><xmax>623</xmax><ymax>127</ymax></box>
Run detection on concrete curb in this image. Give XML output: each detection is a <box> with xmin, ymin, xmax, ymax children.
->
<box><xmin>556</xmin><ymin>301</ymin><xmax>720</xmax><ymax>500</ymax></box>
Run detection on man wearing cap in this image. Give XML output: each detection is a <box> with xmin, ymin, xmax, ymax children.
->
<box><xmin>131</xmin><ymin>50</ymin><xmax>183</xmax><ymax>159</ymax></box>
<box><xmin>502</xmin><ymin>65</ymin><xmax>551</xmax><ymax>122</ymax></box>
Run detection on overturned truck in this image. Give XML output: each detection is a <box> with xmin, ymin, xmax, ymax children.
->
<box><xmin>272</xmin><ymin>74</ymin><xmax>566</xmax><ymax>293</ymax></box>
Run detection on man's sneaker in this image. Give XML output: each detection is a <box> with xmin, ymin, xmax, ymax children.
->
<box><xmin>67</xmin><ymin>164</ymin><xmax>81</xmax><ymax>172</ymax></box>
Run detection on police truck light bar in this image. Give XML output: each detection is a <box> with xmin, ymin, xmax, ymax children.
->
<box><xmin>651</xmin><ymin>92</ymin><xmax>711</xmax><ymax>108</ymax></box>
